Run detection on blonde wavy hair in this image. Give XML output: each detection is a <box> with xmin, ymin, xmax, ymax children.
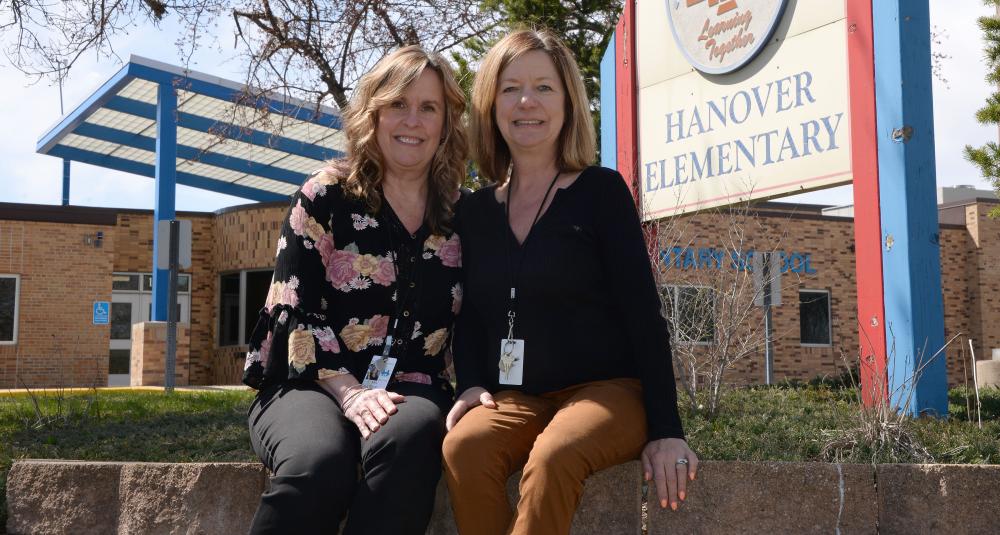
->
<box><xmin>338</xmin><ymin>45</ymin><xmax>468</xmax><ymax>234</ymax></box>
<box><xmin>471</xmin><ymin>28</ymin><xmax>596</xmax><ymax>184</ymax></box>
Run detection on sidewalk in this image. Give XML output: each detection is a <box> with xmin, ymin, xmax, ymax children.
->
<box><xmin>0</xmin><ymin>385</ymin><xmax>251</xmax><ymax>395</ymax></box>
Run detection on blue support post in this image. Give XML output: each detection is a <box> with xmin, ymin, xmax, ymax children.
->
<box><xmin>151</xmin><ymin>82</ymin><xmax>178</xmax><ymax>322</ymax></box>
<box><xmin>61</xmin><ymin>160</ymin><xmax>70</xmax><ymax>205</ymax></box>
<box><xmin>600</xmin><ymin>32</ymin><xmax>617</xmax><ymax>171</ymax></box>
<box><xmin>872</xmin><ymin>0</ymin><xmax>948</xmax><ymax>415</ymax></box>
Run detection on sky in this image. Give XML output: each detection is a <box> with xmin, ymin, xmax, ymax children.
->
<box><xmin>0</xmin><ymin>0</ymin><xmax>995</xmax><ymax>213</ymax></box>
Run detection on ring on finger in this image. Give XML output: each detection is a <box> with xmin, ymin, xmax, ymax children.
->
<box><xmin>675</xmin><ymin>458</ymin><xmax>689</xmax><ymax>465</ymax></box>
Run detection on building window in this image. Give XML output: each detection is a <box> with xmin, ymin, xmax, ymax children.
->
<box><xmin>800</xmin><ymin>290</ymin><xmax>832</xmax><ymax>346</ymax></box>
<box><xmin>113</xmin><ymin>272</ymin><xmax>191</xmax><ymax>294</ymax></box>
<box><xmin>142</xmin><ymin>273</ymin><xmax>190</xmax><ymax>293</ymax></box>
<box><xmin>218</xmin><ymin>270</ymin><xmax>274</xmax><ymax>347</ymax></box>
<box><xmin>245</xmin><ymin>271</ymin><xmax>273</xmax><ymax>342</ymax></box>
<box><xmin>0</xmin><ymin>275</ymin><xmax>19</xmax><ymax>344</ymax></box>
<box><xmin>110</xmin><ymin>301</ymin><xmax>134</xmax><ymax>340</ymax></box>
<box><xmin>660</xmin><ymin>285</ymin><xmax>715</xmax><ymax>344</ymax></box>
<box><xmin>112</xmin><ymin>273</ymin><xmax>140</xmax><ymax>291</ymax></box>
<box><xmin>219</xmin><ymin>273</ymin><xmax>241</xmax><ymax>346</ymax></box>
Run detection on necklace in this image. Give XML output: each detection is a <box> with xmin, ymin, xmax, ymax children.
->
<box><xmin>499</xmin><ymin>168</ymin><xmax>561</xmax><ymax>378</ymax></box>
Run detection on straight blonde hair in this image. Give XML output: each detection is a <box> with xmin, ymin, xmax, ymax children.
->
<box><xmin>338</xmin><ymin>45</ymin><xmax>469</xmax><ymax>234</ymax></box>
<box><xmin>470</xmin><ymin>29</ymin><xmax>596</xmax><ymax>184</ymax></box>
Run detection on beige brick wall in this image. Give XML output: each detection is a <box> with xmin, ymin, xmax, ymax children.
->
<box><xmin>653</xmin><ymin>208</ymin><xmax>856</xmax><ymax>386</ymax></box>
<box><xmin>101</xmin><ymin>203</ymin><xmax>288</xmax><ymax>386</ymax></box>
<box><xmin>966</xmin><ymin>204</ymin><xmax>1000</xmax><ymax>367</ymax></box>
<box><xmin>210</xmin><ymin>202</ymin><xmax>288</xmax><ymax>383</ymax></box>
<box><xmin>4</xmin><ymin>198</ymin><xmax>996</xmax><ymax>390</ymax></box>
<box><xmin>112</xmin><ymin>211</ymin><xmax>216</xmax><ymax>385</ymax></box>
<box><xmin>653</xmin><ymin>202</ymin><xmax>999</xmax><ymax>389</ymax></box>
<box><xmin>130</xmin><ymin>321</ymin><xmax>190</xmax><ymax>386</ymax></box>
<box><xmin>212</xmin><ymin>346</ymin><xmax>248</xmax><ymax>385</ymax></box>
<box><xmin>0</xmin><ymin>220</ymin><xmax>113</xmax><ymax>388</ymax></box>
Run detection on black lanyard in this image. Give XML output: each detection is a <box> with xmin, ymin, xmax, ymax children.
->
<box><xmin>381</xmin><ymin>198</ymin><xmax>426</xmax><ymax>357</ymax></box>
<box><xmin>503</xmin><ymin>169</ymin><xmax>561</xmax><ymax>337</ymax></box>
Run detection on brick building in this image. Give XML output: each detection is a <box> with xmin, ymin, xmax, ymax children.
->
<box><xmin>0</xmin><ymin>188</ymin><xmax>997</xmax><ymax>389</ymax></box>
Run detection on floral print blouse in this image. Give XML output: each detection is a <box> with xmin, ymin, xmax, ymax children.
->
<box><xmin>243</xmin><ymin>166</ymin><xmax>463</xmax><ymax>392</ymax></box>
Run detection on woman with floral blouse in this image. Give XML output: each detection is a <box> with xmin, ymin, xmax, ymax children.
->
<box><xmin>242</xmin><ymin>45</ymin><xmax>468</xmax><ymax>535</ymax></box>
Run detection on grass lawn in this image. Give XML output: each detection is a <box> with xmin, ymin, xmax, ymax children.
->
<box><xmin>0</xmin><ymin>384</ymin><xmax>998</xmax><ymax>528</ymax></box>
<box><xmin>685</xmin><ymin>385</ymin><xmax>1000</xmax><ymax>464</ymax></box>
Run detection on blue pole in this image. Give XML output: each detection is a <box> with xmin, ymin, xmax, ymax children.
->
<box><xmin>61</xmin><ymin>160</ymin><xmax>70</xmax><ymax>205</ymax></box>
<box><xmin>600</xmin><ymin>32</ymin><xmax>618</xmax><ymax>171</ymax></box>
<box><xmin>151</xmin><ymin>82</ymin><xmax>177</xmax><ymax>322</ymax></box>
<box><xmin>872</xmin><ymin>0</ymin><xmax>948</xmax><ymax>416</ymax></box>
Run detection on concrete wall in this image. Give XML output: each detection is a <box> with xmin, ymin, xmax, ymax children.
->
<box><xmin>8</xmin><ymin>460</ymin><xmax>1000</xmax><ymax>534</ymax></box>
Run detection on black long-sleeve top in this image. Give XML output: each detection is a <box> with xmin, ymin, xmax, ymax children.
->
<box><xmin>453</xmin><ymin>166</ymin><xmax>685</xmax><ymax>440</ymax></box>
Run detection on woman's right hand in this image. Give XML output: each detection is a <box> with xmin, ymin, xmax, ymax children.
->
<box><xmin>343</xmin><ymin>388</ymin><xmax>406</xmax><ymax>440</ymax></box>
<box><xmin>446</xmin><ymin>387</ymin><xmax>496</xmax><ymax>431</ymax></box>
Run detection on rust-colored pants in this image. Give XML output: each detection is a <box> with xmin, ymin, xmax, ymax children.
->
<box><xmin>442</xmin><ymin>378</ymin><xmax>648</xmax><ymax>535</ymax></box>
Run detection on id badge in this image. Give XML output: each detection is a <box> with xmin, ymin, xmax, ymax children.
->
<box><xmin>361</xmin><ymin>356</ymin><xmax>397</xmax><ymax>389</ymax></box>
<box><xmin>498</xmin><ymin>338</ymin><xmax>525</xmax><ymax>385</ymax></box>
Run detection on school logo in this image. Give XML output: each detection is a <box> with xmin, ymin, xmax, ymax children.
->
<box><xmin>666</xmin><ymin>0</ymin><xmax>789</xmax><ymax>74</ymax></box>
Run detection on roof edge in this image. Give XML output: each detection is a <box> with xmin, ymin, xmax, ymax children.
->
<box><xmin>129</xmin><ymin>55</ymin><xmax>340</xmax><ymax>118</ymax></box>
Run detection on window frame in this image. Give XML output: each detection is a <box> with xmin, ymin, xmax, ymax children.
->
<box><xmin>0</xmin><ymin>273</ymin><xmax>21</xmax><ymax>346</ymax></box>
<box><xmin>660</xmin><ymin>284</ymin><xmax>716</xmax><ymax>346</ymax></box>
<box><xmin>217</xmin><ymin>268</ymin><xmax>274</xmax><ymax>348</ymax></box>
<box><xmin>113</xmin><ymin>272</ymin><xmax>191</xmax><ymax>294</ymax></box>
<box><xmin>0</xmin><ymin>274</ymin><xmax>20</xmax><ymax>345</ymax></box>
<box><xmin>799</xmin><ymin>288</ymin><xmax>833</xmax><ymax>347</ymax></box>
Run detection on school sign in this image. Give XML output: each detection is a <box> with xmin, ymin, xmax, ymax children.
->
<box><xmin>637</xmin><ymin>0</ymin><xmax>852</xmax><ymax>218</ymax></box>
<box><xmin>600</xmin><ymin>0</ymin><xmax>949</xmax><ymax>416</ymax></box>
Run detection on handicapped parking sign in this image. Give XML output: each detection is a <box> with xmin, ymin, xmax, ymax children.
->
<box><xmin>93</xmin><ymin>301</ymin><xmax>110</xmax><ymax>325</ymax></box>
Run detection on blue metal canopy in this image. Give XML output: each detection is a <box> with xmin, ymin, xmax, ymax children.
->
<box><xmin>37</xmin><ymin>55</ymin><xmax>343</xmax><ymax>202</ymax></box>
<box><xmin>36</xmin><ymin>55</ymin><xmax>344</xmax><ymax>321</ymax></box>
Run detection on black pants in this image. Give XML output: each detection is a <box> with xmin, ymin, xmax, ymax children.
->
<box><xmin>247</xmin><ymin>380</ymin><xmax>452</xmax><ymax>535</ymax></box>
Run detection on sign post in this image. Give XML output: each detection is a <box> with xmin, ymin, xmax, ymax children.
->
<box><xmin>156</xmin><ymin>219</ymin><xmax>192</xmax><ymax>391</ymax></box>
<box><xmin>753</xmin><ymin>252</ymin><xmax>782</xmax><ymax>385</ymax></box>
<box><xmin>870</xmin><ymin>0</ymin><xmax>947</xmax><ymax>416</ymax></box>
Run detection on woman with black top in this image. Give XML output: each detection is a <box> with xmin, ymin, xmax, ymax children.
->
<box><xmin>442</xmin><ymin>29</ymin><xmax>698</xmax><ymax>535</ymax></box>
<box><xmin>242</xmin><ymin>45</ymin><xmax>468</xmax><ymax>535</ymax></box>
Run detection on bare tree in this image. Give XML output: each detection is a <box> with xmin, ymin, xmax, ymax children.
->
<box><xmin>1</xmin><ymin>1</ymin><xmax>500</xmax><ymax>110</ymax></box>
<box><xmin>230</xmin><ymin>1</ymin><xmax>499</xmax><ymax>109</ymax></box>
<box><xmin>649</xmin><ymin>197</ymin><xmax>812</xmax><ymax>418</ymax></box>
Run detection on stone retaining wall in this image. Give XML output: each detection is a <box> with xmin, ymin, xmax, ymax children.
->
<box><xmin>6</xmin><ymin>460</ymin><xmax>1000</xmax><ymax>534</ymax></box>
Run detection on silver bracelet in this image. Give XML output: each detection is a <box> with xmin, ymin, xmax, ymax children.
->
<box><xmin>340</xmin><ymin>385</ymin><xmax>369</xmax><ymax>411</ymax></box>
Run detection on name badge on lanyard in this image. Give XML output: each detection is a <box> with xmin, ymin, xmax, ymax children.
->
<box><xmin>498</xmin><ymin>170</ymin><xmax>559</xmax><ymax>389</ymax></box>
<box><xmin>498</xmin><ymin>338</ymin><xmax>524</xmax><ymax>385</ymax></box>
<box><xmin>362</xmin><ymin>336</ymin><xmax>397</xmax><ymax>389</ymax></box>
<box><xmin>362</xmin><ymin>355</ymin><xmax>397</xmax><ymax>389</ymax></box>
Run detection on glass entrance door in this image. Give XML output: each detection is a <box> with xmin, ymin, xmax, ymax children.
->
<box><xmin>109</xmin><ymin>294</ymin><xmax>140</xmax><ymax>386</ymax></box>
<box><xmin>109</xmin><ymin>272</ymin><xmax>191</xmax><ymax>386</ymax></box>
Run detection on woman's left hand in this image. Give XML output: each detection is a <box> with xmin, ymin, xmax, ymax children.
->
<box><xmin>641</xmin><ymin>438</ymin><xmax>699</xmax><ymax>511</ymax></box>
